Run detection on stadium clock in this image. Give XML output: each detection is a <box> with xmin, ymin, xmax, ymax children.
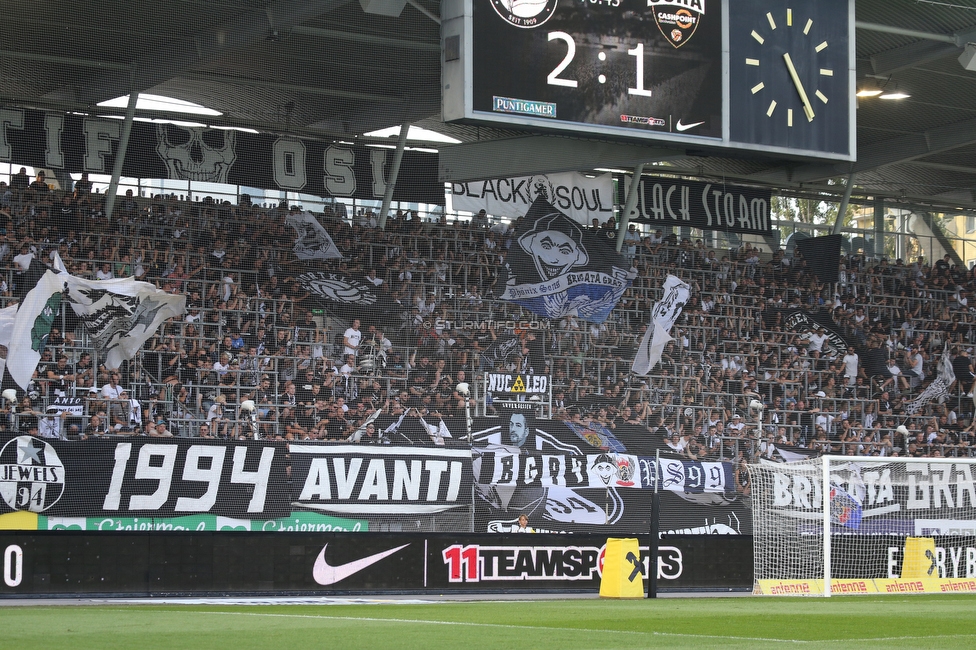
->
<box><xmin>728</xmin><ymin>0</ymin><xmax>854</xmax><ymax>157</ymax></box>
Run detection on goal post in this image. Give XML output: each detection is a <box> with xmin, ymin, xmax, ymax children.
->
<box><xmin>748</xmin><ymin>456</ymin><xmax>976</xmax><ymax>596</ymax></box>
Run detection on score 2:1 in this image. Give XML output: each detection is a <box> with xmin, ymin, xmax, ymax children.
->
<box><xmin>547</xmin><ymin>32</ymin><xmax>653</xmax><ymax>97</ymax></box>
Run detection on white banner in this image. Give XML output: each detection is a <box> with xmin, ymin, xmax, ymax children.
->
<box><xmin>450</xmin><ymin>172</ymin><xmax>614</xmax><ymax>224</ymax></box>
<box><xmin>63</xmin><ymin>276</ymin><xmax>186</xmax><ymax>370</ymax></box>
<box><xmin>285</xmin><ymin>212</ymin><xmax>342</xmax><ymax>260</ymax></box>
<box><xmin>49</xmin><ymin>396</ymin><xmax>84</xmax><ymax>416</ymax></box>
<box><xmin>632</xmin><ymin>274</ymin><xmax>690</xmax><ymax>375</ymax></box>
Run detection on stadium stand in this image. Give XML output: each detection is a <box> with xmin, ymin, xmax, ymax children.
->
<box><xmin>0</xmin><ymin>180</ymin><xmax>973</xmax><ymax>464</ymax></box>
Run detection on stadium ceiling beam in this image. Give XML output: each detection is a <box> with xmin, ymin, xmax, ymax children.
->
<box><xmin>907</xmin><ymin>159</ymin><xmax>976</xmax><ymax>176</ymax></box>
<box><xmin>42</xmin><ymin>0</ymin><xmax>355</xmax><ymax>105</ymax></box>
<box><xmin>856</xmin><ymin>22</ymin><xmax>976</xmax><ymax>76</ymax></box>
<box><xmin>855</xmin><ymin>21</ymin><xmax>956</xmax><ymax>44</ymax></box>
<box><xmin>746</xmin><ymin>115</ymin><xmax>976</xmax><ymax>185</ymax></box>
<box><xmin>438</xmin><ymin>136</ymin><xmax>680</xmax><ymax>182</ymax></box>
<box><xmin>0</xmin><ymin>50</ymin><xmax>130</xmax><ymax>72</ymax></box>
<box><xmin>291</xmin><ymin>25</ymin><xmax>439</xmax><ymax>51</ymax></box>
<box><xmin>180</xmin><ymin>71</ymin><xmax>402</xmax><ymax>103</ymax></box>
<box><xmin>869</xmin><ymin>40</ymin><xmax>960</xmax><ymax>76</ymax></box>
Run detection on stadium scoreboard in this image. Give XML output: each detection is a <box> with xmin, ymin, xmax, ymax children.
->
<box><xmin>442</xmin><ymin>0</ymin><xmax>855</xmax><ymax>161</ymax></box>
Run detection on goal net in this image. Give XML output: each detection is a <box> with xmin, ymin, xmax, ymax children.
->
<box><xmin>748</xmin><ymin>456</ymin><xmax>976</xmax><ymax>596</ymax></box>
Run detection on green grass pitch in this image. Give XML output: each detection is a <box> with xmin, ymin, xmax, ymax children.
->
<box><xmin>4</xmin><ymin>597</ymin><xmax>976</xmax><ymax>649</ymax></box>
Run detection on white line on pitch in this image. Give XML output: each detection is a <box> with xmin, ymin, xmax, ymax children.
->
<box><xmin>133</xmin><ymin>610</ymin><xmax>814</xmax><ymax>643</ymax></box>
<box><xmin>46</xmin><ymin>609</ymin><xmax>976</xmax><ymax>645</ymax></box>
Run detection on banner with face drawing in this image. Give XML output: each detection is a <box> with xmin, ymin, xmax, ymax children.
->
<box><xmin>470</xmin><ymin>418</ymin><xmax>751</xmax><ymax>535</ymax></box>
<box><xmin>472</xmin><ymin>449</ymin><xmax>733</xmax><ymax>496</ymax></box>
<box><xmin>500</xmin><ymin>197</ymin><xmax>635</xmax><ymax>324</ymax></box>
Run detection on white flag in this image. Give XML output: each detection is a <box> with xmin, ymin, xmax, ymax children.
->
<box><xmin>632</xmin><ymin>322</ymin><xmax>674</xmax><ymax>376</ymax></box>
<box><xmin>63</xmin><ymin>276</ymin><xmax>186</xmax><ymax>370</ymax></box>
<box><xmin>631</xmin><ymin>274</ymin><xmax>690</xmax><ymax>376</ymax></box>
<box><xmin>8</xmin><ymin>270</ymin><xmax>64</xmax><ymax>389</ymax></box>
<box><xmin>286</xmin><ymin>212</ymin><xmax>342</xmax><ymax>260</ymax></box>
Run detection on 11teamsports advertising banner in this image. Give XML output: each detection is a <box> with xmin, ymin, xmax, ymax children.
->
<box><xmin>0</xmin><ymin>532</ymin><xmax>754</xmax><ymax>595</ymax></box>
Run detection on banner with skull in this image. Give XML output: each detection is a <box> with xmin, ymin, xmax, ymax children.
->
<box><xmin>500</xmin><ymin>197</ymin><xmax>635</xmax><ymax>324</ymax></box>
<box><xmin>0</xmin><ymin>108</ymin><xmax>443</xmax><ymax>204</ymax></box>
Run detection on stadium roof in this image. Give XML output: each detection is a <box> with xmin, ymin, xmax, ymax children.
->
<box><xmin>6</xmin><ymin>0</ymin><xmax>976</xmax><ymax>210</ymax></box>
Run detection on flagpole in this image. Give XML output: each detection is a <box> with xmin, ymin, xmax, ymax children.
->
<box><xmin>104</xmin><ymin>89</ymin><xmax>139</xmax><ymax>221</ymax></box>
<box><xmin>648</xmin><ymin>448</ymin><xmax>660</xmax><ymax>599</ymax></box>
<box><xmin>377</xmin><ymin>123</ymin><xmax>410</xmax><ymax>230</ymax></box>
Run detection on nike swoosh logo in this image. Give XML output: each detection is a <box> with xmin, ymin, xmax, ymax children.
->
<box><xmin>676</xmin><ymin>120</ymin><xmax>705</xmax><ymax>132</ymax></box>
<box><xmin>312</xmin><ymin>543</ymin><xmax>409</xmax><ymax>586</ymax></box>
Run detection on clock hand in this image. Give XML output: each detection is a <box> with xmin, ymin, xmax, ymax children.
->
<box><xmin>782</xmin><ymin>52</ymin><xmax>815</xmax><ymax>122</ymax></box>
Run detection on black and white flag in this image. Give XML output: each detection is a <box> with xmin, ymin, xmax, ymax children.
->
<box><xmin>500</xmin><ymin>197</ymin><xmax>634</xmax><ymax>324</ymax></box>
<box><xmin>904</xmin><ymin>345</ymin><xmax>955</xmax><ymax>415</ymax></box>
<box><xmin>479</xmin><ymin>334</ymin><xmax>522</xmax><ymax>369</ymax></box>
<box><xmin>297</xmin><ymin>271</ymin><xmax>409</xmax><ymax>326</ymax></box>
<box><xmin>62</xmin><ymin>276</ymin><xmax>186</xmax><ymax>370</ymax></box>
<box><xmin>632</xmin><ymin>275</ymin><xmax>690</xmax><ymax>375</ymax></box>
<box><xmin>285</xmin><ymin>212</ymin><xmax>342</xmax><ymax>260</ymax></box>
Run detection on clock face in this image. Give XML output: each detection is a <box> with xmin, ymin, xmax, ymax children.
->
<box><xmin>729</xmin><ymin>0</ymin><xmax>852</xmax><ymax>157</ymax></box>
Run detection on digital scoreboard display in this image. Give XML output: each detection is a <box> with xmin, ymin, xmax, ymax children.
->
<box><xmin>442</xmin><ymin>0</ymin><xmax>855</xmax><ymax>161</ymax></box>
<box><xmin>473</xmin><ymin>0</ymin><xmax>722</xmax><ymax>139</ymax></box>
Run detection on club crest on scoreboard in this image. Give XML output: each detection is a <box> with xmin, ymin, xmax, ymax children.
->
<box><xmin>489</xmin><ymin>0</ymin><xmax>558</xmax><ymax>28</ymax></box>
<box><xmin>648</xmin><ymin>0</ymin><xmax>706</xmax><ymax>48</ymax></box>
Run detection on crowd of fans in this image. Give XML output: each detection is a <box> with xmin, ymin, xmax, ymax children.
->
<box><xmin>1</xmin><ymin>168</ymin><xmax>975</xmax><ymax>463</ymax></box>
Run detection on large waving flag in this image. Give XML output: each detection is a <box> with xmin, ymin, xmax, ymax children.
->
<box><xmin>7</xmin><ymin>270</ymin><xmax>64</xmax><ymax>388</ymax></box>
<box><xmin>632</xmin><ymin>274</ymin><xmax>690</xmax><ymax>376</ymax></box>
<box><xmin>904</xmin><ymin>344</ymin><xmax>955</xmax><ymax>416</ymax></box>
<box><xmin>62</xmin><ymin>275</ymin><xmax>186</xmax><ymax>370</ymax></box>
<box><xmin>500</xmin><ymin>197</ymin><xmax>634</xmax><ymax>324</ymax></box>
<box><xmin>285</xmin><ymin>211</ymin><xmax>342</xmax><ymax>260</ymax></box>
